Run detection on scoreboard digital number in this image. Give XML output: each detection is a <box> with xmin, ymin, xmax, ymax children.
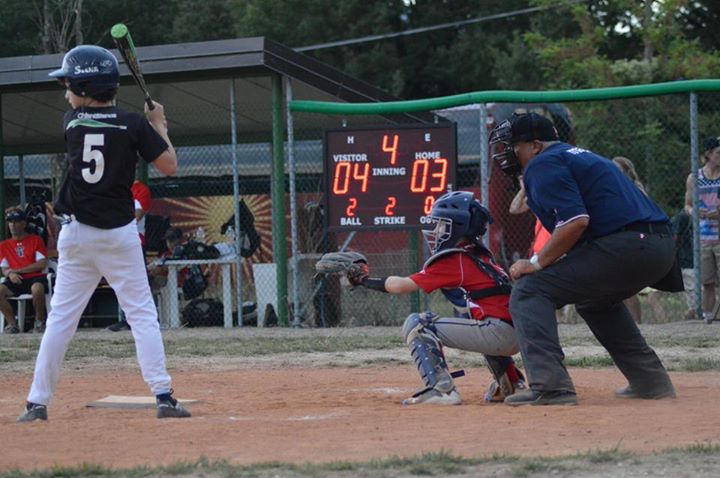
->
<box><xmin>324</xmin><ymin>124</ymin><xmax>457</xmax><ymax>231</ymax></box>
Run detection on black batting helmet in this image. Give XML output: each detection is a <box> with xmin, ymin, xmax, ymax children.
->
<box><xmin>49</xmin><ymin>45</ymin><xmax>119</xmax><ymax>98</ymax></box>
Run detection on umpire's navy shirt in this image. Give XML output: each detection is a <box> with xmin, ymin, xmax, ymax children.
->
<box><xmin>524</xmin><ymin>143</ymin><xmax>669</xmax><ymax>241</ymax></box>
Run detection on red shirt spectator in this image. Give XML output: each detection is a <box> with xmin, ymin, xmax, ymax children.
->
<box><xmin>0</xmin><ymin>234</ymin><xmax>47</xmax><ymax>279</ymax></box>
<box><xmin>131</xmin><ymin>180</ymin><xmax>152</xmax><ymax>245</ymax></box>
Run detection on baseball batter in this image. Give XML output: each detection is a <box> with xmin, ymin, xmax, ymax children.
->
<box><xmin>340</xmin><ymin>191</ymin><xmax>524</xmax><ymax>405</ymax></box>
<box><xmin>18</xmin><ymin>45</ymin><xmax>190</xmax><ymax>421</ymax></box>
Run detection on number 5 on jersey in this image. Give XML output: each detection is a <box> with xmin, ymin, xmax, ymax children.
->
<box><xmin>82</xmin><ymin>134</ymin><xmax>105</xmax><ymax>184</ymax></box>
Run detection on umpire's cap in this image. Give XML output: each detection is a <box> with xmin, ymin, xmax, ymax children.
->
<box><xmin>704</xmin><ymin>136</ymin><xmax>720</xmax><ymax>153</ymax></box>
<box><xmin>509</xmin><ymin>113</ymin><xmax>559</xmax><ymax>142</ymax></box>
<box><xmin>6</xmin><ymin>209</ymin><xmax>26</xmax><ymax>222</ymax></box>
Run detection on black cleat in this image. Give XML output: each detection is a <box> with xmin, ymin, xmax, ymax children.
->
<box><xmin>156</xmin><ymin>396</ymin><xmax>192</xmax><ymax>419</ymax></box>
<box><xmin>504</xmin><ymin>389</ymin><xmax>578</xmax><ymax>407</ymax></box>
<box><xmin>615</xmin><ymin>385</ymin><xmax>676</xmax><ymax>400</ymax></box>
<box><xmin>17</xmin><ymin>403</ymin><xmax>48</xmax><ymax>422</ymax></box>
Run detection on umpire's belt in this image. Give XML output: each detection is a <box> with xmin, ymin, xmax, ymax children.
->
<box><xmin>619</xmin><ymin>221</ymin><xmax>671</xmax><ymax>235</ymax></box>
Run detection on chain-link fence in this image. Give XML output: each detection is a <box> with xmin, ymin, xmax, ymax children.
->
<box><xmin>1</xmin><ymin>78</ymin><xmax>276</xmax><ymax>329</ymax></box>
<box><xmin>4</xmin><ymin>81</ymin><xmax>720</xmax><ymax>329</ymax></box>
<box><xmin>289</xmin><ymin>85</ymin><xmax>720</xmax><ymax>327</ymax></box>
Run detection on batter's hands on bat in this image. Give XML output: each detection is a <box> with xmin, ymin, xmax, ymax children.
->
<box><xmin>509</xmin><ymin>259</ymin><xmax>535</xmax><ymax>280</ymax></box>
<box><xmin>145</xmin><ymin>101</ymin><xmax>167</xmax><ymax>132</ymax></box>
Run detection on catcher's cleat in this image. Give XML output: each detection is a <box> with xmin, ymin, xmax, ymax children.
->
<box><xmin>402</xmin><ymin>387</ymin><xmax>461</xmax><ymax>406</ymax></box>
<box><xmin>17</xmin><ymin>402</ymin><xmax>48</xmax><ymax>422</ymax></box>
<box><xmin>504</xmin><ymin>389</ymin><xmax>578</xmax><ymax>407</ymax></box>
<box><xmin>156</xmin><ymin>395</ymin><xmax>192</xmax><ymax>419</ymax></box>
<box><xmin>484</xmin><ymin>377</ymin><xmax>526</xmax><ymax>403</ymax></box>
<box><xmin>615</xmin><ymin>385</ymin><xmax>676</xmax><ymax>400</ymax></box>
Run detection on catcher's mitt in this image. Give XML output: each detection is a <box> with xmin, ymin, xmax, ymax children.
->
<box><xmin>315</xmin><ymin>251</ymin><xmax>369</xmax><ymax>286</ymax></box>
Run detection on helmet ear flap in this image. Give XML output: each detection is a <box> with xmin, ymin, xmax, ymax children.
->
<box><xmin>468</xmin><ymin>202</ymin><xmax>492</xmax><ymax>237</ymax></box>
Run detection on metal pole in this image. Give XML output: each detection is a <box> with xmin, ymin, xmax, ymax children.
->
<box><xmin>271</xmin><ymin>73</ymin><xmax>289</xmax><ymax>326</ymax></box>
<box><xmin>409</xmin><ymin>230</ymin><xmax>420</xmax><ymax>313</ymax></box>
<box><xmin>230</xmin><ymin>78</ymin><xmax>243</xmax><ymax>327</ymax></box>
<box><xmin>479</xmin><ymin>103</ymin><xmax>490</xmax><ymax>247</ymax></box>
<box><xmin>0</xmin><ymin>94</ymin><xmax>5</xmax><ymax>240</ymax></box>
<box><xmin>296</xmin><ymin>231</ymin><xmax>356</xmax><ymax>321</ymax></box>
<box><xmin>690</xmin><ymin>92</ymin><xmax>702</xmax><ymax>321</ymax></box>
<box><xmin>19</xmin><ymin>155</ymin><xmax>26</xmax><ymax>208</ymax></box>
<box><xmin>285</xmin><ymin>78</ymin><xmax>302</xmax><ymax>327</ymax></box>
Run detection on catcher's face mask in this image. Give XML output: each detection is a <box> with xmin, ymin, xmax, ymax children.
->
<box><xmin>489</xmin><ymin>119</ymin><xmax>521</xmax><ymax>179</ymax></box>
<box><xmin>422</xmin><ymin>216</ymin><xmax>453</xmax><ymax>254</ymax></box>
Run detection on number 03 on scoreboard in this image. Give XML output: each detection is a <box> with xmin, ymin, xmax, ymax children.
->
<box><xmin>323</xmin><ymin>124</ymin><xmax>457</xmax><ymax>230</ymax></box>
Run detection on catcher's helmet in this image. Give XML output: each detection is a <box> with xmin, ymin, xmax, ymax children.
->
<box><xmin>49</xmin><ymin>45</ymin><xmax>119</xmax><ymax>98</ymax></box>
<box><xmin>489</xmin><ymin>113</ymin><xmax>558</xmax><ymax>179</ymax></box>
<box><xmin>423</xmin><ymin>191</ymin><xmax>492</xmax><ymax>254</ymax></box>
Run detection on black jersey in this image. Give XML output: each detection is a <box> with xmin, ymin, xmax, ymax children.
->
<box><xmin>55</xmin><ymin>106</ymin><xmax>168</xmax><ymax>229</ymax></box>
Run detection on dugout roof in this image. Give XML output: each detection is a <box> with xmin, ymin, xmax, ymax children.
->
<box><xmin>0</xmin><ymin>37</ymin><xmax>437</xmax><ymax>156</ymax></box>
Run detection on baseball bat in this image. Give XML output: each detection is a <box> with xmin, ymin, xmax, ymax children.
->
<box><xmin>110</xmin><ymin>23</ymin><xmax>154</xmax><ymax>110</ymax></box>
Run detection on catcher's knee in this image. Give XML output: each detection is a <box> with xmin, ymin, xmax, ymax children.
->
<box><xmin>401</xmin><ymin>312</ymin><xmax>438</xmax><ymax>344</ymax></box>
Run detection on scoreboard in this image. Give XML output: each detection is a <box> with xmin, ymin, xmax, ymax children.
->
<box><xmin>323</xmin><ymin>124</ymin><xmax>457</xmax><ymax>231</ymax></box>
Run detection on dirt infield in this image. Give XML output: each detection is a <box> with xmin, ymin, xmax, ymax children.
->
<box><xmin>2</xmin><ymin>366</ymin><xmax>719</xmax><ymax>472</ymax></box>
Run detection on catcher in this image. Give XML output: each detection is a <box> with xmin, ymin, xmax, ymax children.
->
<box><xmin>317</xmin><ymin>191</ymin><xmax>524</xmax><ymax>405</ymax></box>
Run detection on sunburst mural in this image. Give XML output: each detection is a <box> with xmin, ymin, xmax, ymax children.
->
<box><xmin>152</xmin><ymin>194</ymin><xmax>273</xmax><ymax>277</ymax></box>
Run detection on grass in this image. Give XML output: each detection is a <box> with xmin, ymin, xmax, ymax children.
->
<box><xmin>564</xmin><ymin>356</ymin><xmax>616</xmax><ymax>368</ymax></box>
<box><xmin>4</xmin><ymin>445</ymin><xmax>719</xmax><ymax>478</ymax></box>
<box><xmin>671</xmin><ymin>357</ymin><xmax>720</xmax><ymax>371</ymax></box>
<box><xmin>0</xmin><ymin>333</ymin><xmax>404</xmax><ymax>364</ymax></box>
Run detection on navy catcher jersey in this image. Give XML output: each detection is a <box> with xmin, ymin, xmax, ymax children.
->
<box><xmin>55</xmin><ymin>106</ymin><xmax>168</xmax><ymax>229</ymax></box>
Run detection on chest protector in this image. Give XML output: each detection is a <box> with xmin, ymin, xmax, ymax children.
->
<box><xmin>423</xmin><ymin>246</ymin><xmax>512</xmax><ymax>309</ymax></box>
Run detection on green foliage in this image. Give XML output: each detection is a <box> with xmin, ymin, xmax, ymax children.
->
<box><xmin>2</xmin><ymin>1</ymin><xmax>719</xmax><ymax>99</ymax></box>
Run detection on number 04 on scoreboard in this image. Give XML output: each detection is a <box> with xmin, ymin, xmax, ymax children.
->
<box><xmin>323</xmin><ymin>124</ymin><xmax>457</xmax><ymax>230</ymax></box>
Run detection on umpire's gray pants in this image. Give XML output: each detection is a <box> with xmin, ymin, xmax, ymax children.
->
<box><xmin>509</xmin><ymin>230</ymin><xmax>675</xmax><ymax>394</ymax></box>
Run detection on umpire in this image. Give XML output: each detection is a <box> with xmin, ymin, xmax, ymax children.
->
<box><xmin>489</xmin><ymin>113</ymin><xmax>678</xmax><ymax>406</ymax></box>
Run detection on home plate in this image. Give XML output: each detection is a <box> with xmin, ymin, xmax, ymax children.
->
<box><xmin>86</xmin><ymin>395</ymin><xmax>201</xmax><ymax>409</ymax></box>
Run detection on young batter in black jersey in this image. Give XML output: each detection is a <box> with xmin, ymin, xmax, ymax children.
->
<box><xmin>19</xmin><ymin>45</ymin><xmax>191</xmax><ymax>422</ymax></box>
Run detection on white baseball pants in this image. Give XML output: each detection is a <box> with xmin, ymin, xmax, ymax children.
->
<box><xmin>28</xmin><ymin>220</ymin><xmax>172</xmax><ymax>405</ymax></box>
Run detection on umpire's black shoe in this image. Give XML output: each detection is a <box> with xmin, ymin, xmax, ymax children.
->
<box><xmin>106</xmin><ymin>319</ymin><xmax>131</xmax><ymax>332</ymax></box>
<box><xmin>504</xmin><ymin>389</ymin><xmax>578</xmax><ymax>407</ymax></box>
<box><xmin>156</xmin><ymin>395</ymin><xmax>192</xmax><ymax>419</ymax></box>
<box><xmin>615</xmin><ymin>385</ymin><xmax>676</xmax><ymax>400</ymax></box>
<box><xmin>17</xmin><ymin>402</ymin><xmax>48</xmax><ymax>422</ymax></box>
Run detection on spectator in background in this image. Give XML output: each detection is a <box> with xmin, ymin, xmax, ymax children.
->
<box><xmin>132</xmin><ymin>179</ymin><xmax>152</xmax><ymax>248</ymax></box>
<box><xmin>612</xmin><ymin>156</ymin><xmax>647</xmax><ymax>194</ymax></box>
<box><xmin>147</xmin><ymin>227</ymin><xmax>187</xmax><ymax>291</ymax></box>
<box><xmin>672</xmin><ymin>209</ymin><xmax>696</xmax><ymax>320</ymax></box>
<box><xmin>684</xmin><ymin>136</ymin><xmax>720</xmax><ymax>324</ymax></box>
<box><xmin>0</xmin><ymin>209</ymin><xmax>49</xmax><ymax>334</ymax></box>
<box><xmin>612</xmin><ymin>156</ymin><xmax>647</xmax><ymax>323</ymax></box>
